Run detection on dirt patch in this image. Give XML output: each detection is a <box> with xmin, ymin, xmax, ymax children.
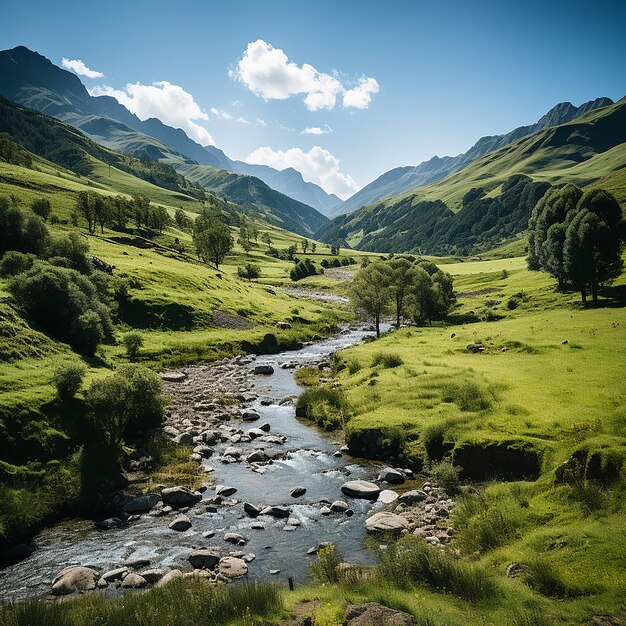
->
<box><xmin>212</xmin><ymin>309</ymin><xmax>255</xmax><ymax>330</ymax></box>
<box><xmin>325</xmin><ymin>267</ymin><xmax>356</xmax><ymax>281</ymax></box>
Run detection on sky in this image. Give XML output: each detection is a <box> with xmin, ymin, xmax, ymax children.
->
<box><xmin>2</xmin><ymin>0</ymin><xmax>625</xmax><ymax>199</ymax></box>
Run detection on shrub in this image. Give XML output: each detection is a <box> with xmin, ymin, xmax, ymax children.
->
<box><xmin>237</xmin><ymin>263</ymin><xmax>261</xmax><ymax>279</ymax></box>
<box><xmin>47</xmin><ymin>232</ymin><xmax>91</xmax><ymax>274</ymax></box>
<box><xmin>430</xmin><ymin>459</ymin><xmax>461</xmax><ymax>494</ymax></box>
<box><xmin>441</xmin><ymin>380</ymin><xmax>492</xmax><ymax>411</ymax></box>
<box><xmin>296</xmin><ymin>387</ymin><xmax>347</xmax><ymax>430</ymax></box>
<box><xmin>310</xmin><ymin>544</ymin><xmax>341</xmax><ymax>583</ymax></box>
<box><xmin>372</xmin><ymin>352</ymin><xmax>404</xmax><ymax>368</ymax></box>
<box><xmin>123</xmin><ymin>332</ymin><xmax>144</xmax><ymax>361</ymax></box>
<box><xmin>30</xmin><ymin>197</ymin><xmax>51</xmax><ymax>222</ymax></box>
<box><xmin>0</xmin><ymin>251</ymin><xmax>34</xmax><ymax>277</ymax></box>
<box><xmin>72</xmin><ymin>310</ymin><xmax>105</xmax><ymax>356</ymax></box>
<box><xmin>290</xmin><ymin>258</ymin><xmax>318</xmax><ymax>281</ymax></box>
<box><xmin>53</xmin><ymin>362</ymin><xmax>86</xmax><ymax>400</ymax></box>
<box><xmin>0</xmin><ymin>197</ymin><xmax>49</xmax><ymax>256</ymax></box>
<box><xmin>525</xmin><ymin>557</ymin><xmax>570</xmax><ymax>597</ymax></box>
<box><xmin>380</xmin><ymin>536</ymin><xmax>497</xmax><ymax>601</ymax></box>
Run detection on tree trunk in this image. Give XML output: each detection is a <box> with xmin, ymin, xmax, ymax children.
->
<box><xmin>591</xmin><ymin>279</ymin><xmax>598</xmax><ymax>307</ymax></box>
<box><xmin>375</xmin><ymin>312</ymin><xmax>380</xmax><ymax>338</ymax></box>
<box><xmin>581</xmin><ymin>286</ymin><xmax>587</xmax><ymax>304</ymax></box>
<box><xmin>396</xmin><ymin>297</ymin><xmax>401</xmax><ymax>329</ymax></box>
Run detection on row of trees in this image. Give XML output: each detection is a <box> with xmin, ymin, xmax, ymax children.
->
<box><xmin>528</xmin><ymin>186</ymin><xmax>623</xmax><ymax>305</ymax></box>
<box><xmin>351</xmin><ymin>258</ymin><xmax>455</xmax><ymax>336</ymax></box>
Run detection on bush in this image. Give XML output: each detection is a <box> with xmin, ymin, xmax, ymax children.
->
<box><xmin>310</xmin><ymin>544</ymin><xmax>342</xmax><ymax>584</ymax></box>
<box><xmin>290</xmin><ymin>258</ymin><xmax>318</xmax><ymax>281</ymax></box>
<box><xmin>30</xmin><ymin>197</ymin><xmax>51</xmax><ymax>222</ymax></box>
<box><xmin>525</xmin><ymin>557</ymin><xmax>570</xmax><ymax>597</ymax></box>
<box><xmin>430</xmin><ymin>459</ymin><xmax>461</xmax><ymax>494</ymax></box>
<box><xmin>372</xmin><ymin>352</ymin><xmax>404</xmax><ymax>368</ymax></box>
<box><xmin>0</xmin><ymin>197</ymin><xmax>49</xmax><ymax>256</ymax></box>
<box><xmin>123</xmin><ymin>332</ymin><xmax>144</xmax><ymax>361</ymax></box>
<box><xmin>72</xmin><ymin>310</ymin><xmax>105</xmax><ymax>355</ymax></box>
<box><xmin>237</xmin><ymin>263</ymin><xmax>261</xmax><ymax>279</ymax></box>
<box><xmin>53</xmin><ymin>362</ymin><xmax>86</xmax><ymax>400</ymax></box>
<box><xmin>441</xmin><ymin>380</ymin><xmax>492</xmax><ymax>411</ymax></box>
<box><xmin>379</xmin><ymin>536</ymin><xmax>497</xmax><ymax>601</ymax></box>
<box><xmin>0</xmin><ymin>251</ymin><xmax>34</xmax><ymax>277</ymax></box>
<box><xmin>47</xmin><ymin>232</ymin><xmax>91</xmax><ymax>274</ymax></box>
<box><xmin>296</xmin><ymin>387</ymin><xmax>348</xmax><ymax>430</ymax></box>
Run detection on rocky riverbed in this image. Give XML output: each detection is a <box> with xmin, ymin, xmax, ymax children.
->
<box><xmin>0</xmin><ymin>326</ymin><xmax>455</xmax><ymax>601</ymax></box>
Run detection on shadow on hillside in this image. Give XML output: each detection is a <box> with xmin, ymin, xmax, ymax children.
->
<box><xmin>598</xmin><ymin>284</ymin><xmax>626</xmax><ymax>308</ymax></box>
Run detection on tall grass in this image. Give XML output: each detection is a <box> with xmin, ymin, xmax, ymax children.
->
<box><xmin>441</xmin><ymin>380</ymin><xmax>492</xmax><ymax>411</ymax></box>
<box><xmin>296</xmin><ymin>387</ymin><xmax>347</xmax><ymax>430</ymax></box>
<box><xmin>0</xmin><ymin>579</ymin><xmax>283</xmax><ymax>626</ymax></box>
<box><xmin>371</xmin><ymin>352</ymin><xmax>404</xmax><ymax>368</ymax></box>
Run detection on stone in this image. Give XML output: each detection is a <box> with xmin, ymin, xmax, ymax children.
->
<box><xmin>218</xmin><ymin>556</ymin><xmax>248</xmax><ymax>578</ymax></box>
<box><xmin>466</xmin><ymin>343</ymin><xmax>485</xmax><ymax>353</ymax></box>
<box><xmin>330</xmin><ymin>500</ymin><xmax>349</xmax><ymax>513</ymax></box>
<box><xmin>175</xmin><ymin>433</ymin><xmax>194</xmax><ymax>445</ymax></box>
<box><xmin>123</xmin><ymin>494</ymin><xmax>160</xmax><ymax>514</ymax></box>
<box><xmin>398</xmin><ymin>490</ymin><xmax>428</xmax><ymax>505</ymax></box>
<box><xmin>259</xmin><ymin>422</ymin><xmax>271</xmax><ymax>432</ymax></box>
<box><xmin>243</xmin><ymin>502</ymin><xmax>262</xmax><ymax>517</ymax></box>
<box><xmin>120</xmin><ymin>573</ymin><xmax>148</xmax><ymax>589</ymax></box>
<box><xmin>242</xmin><ymin>410</ymin><xmax>260</xmax><ymax>422</ymax></box>
<box><xmin>161</xmin><ymin>486</ymin><xmax>201</xmax><ymax>507</ymax></box>
<box><xmin>247</xmin><ymin>428</ymin><xmax>266</xmax><ymax>438</ymax></box>
<box><xmin>320</xmin><ymin>506</ymin><xmax>332</xmax><ymax>515</ymax></box>
<box><xmin>341</xmin><ymin>480</ymin><xmax>381</xmax><ymax>500</ymax></box>
<box><xmin>254</xmin><ymin>365</ymin><xmax>274</xmax><ymax>375</ymax></box>
<box><xmin>95</xmin><ymin>517</ymin><xmax>124</xmax><ymax>530</ymax></box>
<box><xmin>193</xmin><ymin>445</ymin><xmax>213</xmax><ymax>458</ymax></box>
<box><xmin>378</xmin><ymin>467</ymin><xmax>406</xmax><ymax>484</ymax></box>
<box><xmin>139</xmin><ymin>569</ymin><xmax>165</xmax><ymax>584</ymax></box>
<box><xmin>224</xmin><ymin>532</ymin><xmax>247</xmax><ymax>545</ymax></box>
<box><xmin>223</xmin><ymin>446</ymin><xmax>243</xmax><ymax>458</ymax></box>
<box><xmin>290</xmin><ymin>486</ymin><xmax>306</xmax><ymax>498</ymax></box>
<box><xmin>269</xmin><ymin>569</ymin><xmax>280</xmax><ymax>575</ymax></box>
<box><xmin>188</xmin><ymin>549</ymin><xmax>220</xmax><ymax>570</ymax></box>
<box><xmin>345</xmin><ymin>602</ymin><xmax>417</xmax><ymax>625</ymax></box>
<box><xmin>261</xmin><ymin>505</ymin><xmax>291</xmax><ymax>518</ymax></box>
<box><xmin>51</xmin><ymin>566</ymin><xmax>99</xmax><ymax>596</ymax></box>
<box><xmin>101</xmin><ymin>567</ymin><xmax>128</xmax><ymax>583</ymax></box>
<box><xmin>155</xmin><ymin>569</ymin><xmax>183</xmax><ymax>587</ymax></box>
<box><xmin>215</xmin><ymin>484</ymin><xmax>237</xmax><ymax>497</ymax></box>
<box><xmin>251</xmin><ymin>522</ymin><xmax>265</xmax><ymax>530</ymax></box>
<box><xmin>168</xmin><ymin>514</ymin><xmax>192</xmax><ymax>531</ymax></box>
<box><xmin>124</xmin><ymin>558</ymin><xmax>151</xmax><ymax>568</ymax></box>
<box><xmin>161</xmin><ymin>372</ymin><xmax>187</xmax><ymax>382</ymax></box>
<box><xmin>378</xmin><ymin>489</ymin><xmax>399</xmax><ymax>504</ymax></box>
<box><xmin>246</xmin><ymin>450</ymin><xmax>267</xmax><ymax>463</ymax></box>
<box><xmin>287</xmin><ymin>518</ymin><xmax>301</xmax><ymax>526</ymax></box>
<box><xmin>365</xmin><ymin>512</ymin><xmax>409</xmax><ymax>534</ymax></box>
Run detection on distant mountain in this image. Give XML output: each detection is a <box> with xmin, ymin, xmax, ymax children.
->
<box><xmin>331</xmin><ymin>96</ymin><xmax>614</xmax><ymax>217</ymax></box>
<box><xmin>0</xmin><ymin>45</ymin><xmax>341</xmax><ymax>215</ymax></box>
<box><xmin>316</xmin><ymin>98</ymin><xmax>626</xmax><ymax>255</ymax></box>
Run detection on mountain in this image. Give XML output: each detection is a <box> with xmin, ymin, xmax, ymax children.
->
<box><xmin>0</xmin><ymin>45</ymin><xmax>339</xmax><ymax>215</ymax></box>
<box><xmin>316</xmin><ymin>97</ymin><xmax>626</xmax><ymax>255</ymax></box>
<box><xmin>331</xmin><ymin>96</ymin><xmax>614</xmax><ymax>217</ymax></box>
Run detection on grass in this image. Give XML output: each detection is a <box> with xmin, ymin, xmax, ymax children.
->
<box><xmin>296</xmin><ymin>387</ymin><xmax>348</xmax><ymax>431</ymax></box>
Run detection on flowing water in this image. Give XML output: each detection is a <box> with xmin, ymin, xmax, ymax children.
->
<box><xmin>0</xmin><ymin>326</ymin><xmax>391</xmax><ymax>601</ymax></box>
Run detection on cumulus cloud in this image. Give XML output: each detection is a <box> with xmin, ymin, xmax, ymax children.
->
<box><xmin>61</xmin><ymin>58</ymin><xmax>103</xmax><ymax>79</ymax></box>
<box><xmin>210</xmin><ymin>107</ymin><xmax>248</xmax><ymax>123</ymax></box>
<box><xmin>256</xmin><ymin>118</ymin><xmax>267</xmax><ymax>126</ymax></box>
<box><xmin>343</xmin><ymin>77</ymin><xmax>380</xmax><ymax>109</ymax></box>
<box><xmin>301</xmin><ymin>125</ymin><xmax>332</xmax><ymax>135</ymax></box>
<box><xmin>89</xmin><ymin>81</ymin><xmax>214</xmax><ymax>146</ymax></box>
<box><xmin>230</xmin><ymin>40</ymin><xmax>377</xmax><ymax>111</ymax></box>
<box><xmin>245</xmin><ymin>146</ymin><xmax>357</xmax><ymax>199</ymax></box>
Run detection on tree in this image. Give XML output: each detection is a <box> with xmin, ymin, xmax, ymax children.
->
<box><xmin>389</xmin><ymin>258</ymin><xmax>417</xmax><ymax>328</ymax></box>
<box><xmin>406</xmin><ymin>266</ymin><xmax>434</xmax><ymax>324</ymax></box>
<box><xmin>311</xmin><ymin>242</ymin><xmax>317</xmax><ymax>253</ymax></box>
<box><xmin>53</xmin><ymin>362</ymin><xmax>86</xmax><ymax>400</ymax></box>
<box><xmin>76</xmin><ymin>191</ymin><xmax>96</xmax><ymax>233</ymax></box>
<box><xmin>31</xmin><ymin>198</ymin><xmax>51</xmax><ymax>222</ymax></box>
<box><xmin>175</xmin><ymin>208</ymin><xmax>191</xmax><ymax>230</ymax></box>
<box><xmin>261</xmin><ymin>232</ymin><xmax>272</xmax><ymax>247</ymax></box>
<box><xmin>123</xmin><ymin>332</ymin><xmax>144</xmax><ymax>361</ymax></box>
<box><xmin>193</xmin><ymin>218</ymin><xmax>234</xmax><ymax>269</ymax></box>
<box><xmin>350</xmin><ymin>261</ymin><xmax>393</xmax><ymax>337</ymax></box>
<box><xmin>301</xmin><ymin>238</ymin><xmax>309</xmax><ymax>253</ymax></box>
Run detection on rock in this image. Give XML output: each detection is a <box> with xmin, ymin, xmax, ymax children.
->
<box><xmin>378</xmin><ymin>490</ymin><xmax>399</xmax><ymax>504</ymax></box>
<box><xmin>254</xmin><ymin>365</ymin><xmax>274</xmax><ymax>375</ymax></box>
<box><xmin>218</xmin><ymin>556</ymin><xmax>248</xmax><ymax>578</ymax></box>
<box><xmin>290</xmin><ymin>486</ymin><xmax>306</xmax><ymax>498</ymax></box>
<box><xmin>330</xmin><ymin>500</ymin><xmax>349</xmax><ymax>513</ymax></box>
<box><xmin>193</xmin><ymin>445</ymin><xmax>213</xmax><ymax>458</ymax></box>
<box><xmin>174</xmin><ymin>433</ymin><xmax>194</xmax><ymax>445</ymax></box>
<box><xmin>345</xmin><ymin>602</ymin><xmax>417</xmax><ymax>625</ymax></box>
<box><xmin>466</xmin><ymin>343</ymin><xmax>485</xmax><ymax>353</ymax></box>
<box><xmin>215</xmin><ymin>484</ymin><xmax>237</xmax><ymax>497</ymax></box>
<box><xmin>340</xmin><ymin>445</ymin><xmax>350</xmax><ymax>453</ymax></box>
<box><xmin>259</xmin><ymin>422</ymin><xmax>271</xmax><ymax>432</ymax></box>
<box><xmin>247</xmin><ymin>428</ymin><xmax>266</xmax><ymax>438</ymax></box>
<box><xmin>341</xmin><ymin>480</ymin><xmax>381</xmax><ymax>500</ymax></box>
<box><xmin>51</xmin><ymin>566</ymin><xmax>99</xmax><ymax>596</ymax></box>
<box><xmin>246</xmin><ymin>450</ymin><xmax>267</xmax><ymax>463</ymax></box>
<box><xmin>155</xmin><ymin>569</ymin><xmax>183</xmax><ymax>587</ymax></box>
<box><xmin>378</xmin><ymin>467</ymin><xmax>405</xmax><ymax>484</ymax></box>
<box><xmin>120</xmin><ymin>573</ymin><xmax>148</xmax><ymax>589</ymax></box>
<box><xmin>168</xmin><ymin>514</ymin><xmax>192</xmax><ymax>531</ymax></box>
<box><xmin>397</xmin><ymin>490</ymin><xmax>428</xmax><ymax>505</ymax></box>
<box><xmin>223</xmin><ymin>446</ymin><xmax>243</xmax><ymax>458</ymax></box>
<box><xmin>243</xmin><ymin>502</ymin><xmax>262</xmax><ymax>517</ymax></box>
<box><xmin>188</xmin><ymin>549</ymin><xmax>220</xmax><ymax>570</ymax></box>
<box><xmin>123</xmin><ymin>494</ymin><xmax>160</xmax><ymax>514</ymax></box>
<box><xmin>276</xmin><ymin>321</ymin><xmax>291</xmax><ymax>330</ymax></box>
<box><xmin>269</xmin><ymin>569</ymin><xmax>280</xmax><ymax>575</ymax></box>
<box><xmin>241</xmin><ymin>410</ymin><xmax>260</xmax><ymax>422</ymax></box>
<box><xmin>139</xmin><ymin>569</ymin><xmax>165</xmax><ymax>584</ymax></box>
<box><xmin>224</xmin><ymin>532</ymin><xmax>247</xmax><ymax>545</ymax></box>
<box><xmin>161</xmin><ymin>486</ymin><xmax>201</xmax><ymax>507</ymax></box>
<box><xmin>95</xmin><ymin>517</ymin><xmax>124</xmax><ymax>530</ymax></box>
<box><xmin>287</xmin><ymin>518</ymin><xmax>301</xmax><ymax>526</ymax></box>
<box><xmin>365</xmin><ymin>512</ymin><xmax>409</xmax><ymax>535</ymax></box>
<box><xmin>101</xmin><ymin>567</ymin><xmax>128</xmax><ymax>583</ymax></box>
<box><xmin>251</xmin><ymin>522</ymin><xmax>265</xmax><ymax>530</ymax></box>
<box><xmin>320</xmin><ymin>506</ymin><xmax>332</xmax><ymax>515</ymax></box>
<box><xmin>261</xmin><ymin>506</ymin><xmax>291</xmax><ymax>518</ymax></box>
<box><xmin>203</xmin><ymin>530</ymin><xmax>216</xmax><ymax>538</ymax></box>
<box><xmin>161</xmin><ymin>372</ymin><xmax>187</xmax><ymax>382</ymax></box>
<box><xmin>506</xmin><ymin>562</ymin><xmax>525</xmax><ymax>578</ymax></box>
<box><xmin>123</xmin><ymin>558</ymin><xmax>151</xmax><ymax>568</ymax></box>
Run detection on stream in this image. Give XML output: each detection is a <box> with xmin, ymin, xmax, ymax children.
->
<box><xmin>0</xmin><ymin>326</ymin><xmax>392</xmax><ymax>601</ymax></box>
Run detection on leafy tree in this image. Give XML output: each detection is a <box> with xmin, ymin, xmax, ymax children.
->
<box><xmin>0</xmin><ymin>196</ymin><xmax>49</xmax><ymax>256</ymax></box>
<box><xmin>53</xmin><ymin>362</ymin><xmax>86</xmax><ymax>400</ymax></box>
<box><xmin>237</xmin><ymin>263</ymin><xmax>261</xmax><ymax>279</ymax></box>
<box><xmin>48</xmin><ymin>232</ymin><xmax>91</xmax><ymax>274</ymax></box>
<box><xmin>31</xmin><ymin>197</ymin><xmax>51</xmax><ymax>222</ymax></box>
<box><xmin>301</xmin><ymin>238</ymin><xmax>309</xmax><ymax>253</ymax></box>
<box><xmin>290</xmin><ymin>258</ymin><xmax>318</xmax><ymax>281</ymax></box>
<box><xmin>193</xmin><ymin>218</ymin><xmax>234</xmax><ymax>270</ymax></box>
<box><xmin>389</xmin><ymin>258</ymin><xmax>417</xmax><ymax>328</ymax></box>
<box><xmin>261</xmin><ymin>232</ymin><xmax>272</xmax><ymax>247</ymax></box>
<box><xmin>350</xmin><ymin>261</ymin><xmax>393</xmax><ymax>337</ymax></box>
<box><xmin>407</xmin><ymin>266</ymin><xmax>435</xmax><ymax>324</ymax></box>
<box><xmin>75</xmin><ymin>191</ymin><xmax>96</xmax><ymax>233</ymax></box>
<box><xmin>311</xmin><ymin>242</ymin><xmax>317</xmax><ymax>253</ymax></box>
<box><xmin>123</xmin><ymin>332</ymin><xmax>144</xmax><ymax>361</ymax></box>
<box><xmin>175</xmin><ymin>208</ymin><xmax>191</xmax><ymax>230</ymax></box>
<box><xmin>0</xmin><ymin>251</ymin><xmax>34</xmax><ymax>277</ymax></box>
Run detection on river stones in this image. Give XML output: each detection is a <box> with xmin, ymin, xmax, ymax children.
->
<box><xmin>290</xmin><ymin>486</ymin><xmax>306</xmax><ymax>498</ymax></box>
<box><xmin>341</xmin><ymin>480</ymin><xmax>381</xmax><ymax>500</ymax></box>
<box><xmin>247</xmin><ymin>428</ymin><xmax>265</xmax><ymax>438</ymax></box>
<box><xmin>155</xmin><ymin>569</ymin><xmax>183</xmax><ymax>587</ymax></box>
<box><xmin>161</xmin><ymin>372</ymin><xmax>187</xmax><ymax>382</ymax></box>
<box><xmin>365</xmin><ymin>512</ymin><xmax>409</xmax><ymax>534</ymax></box>
<box><xmin>168</xmin><ymin>514</ymin><xmax>192</xmax><ymax>531</ymax></box>
<box><xmin>215</xmin><ymin>484</ymin><xmax>237</xmax><ymax>497</ymax></box>
<box><xmin>120</xmin><ymin>573</ymin><xmax>148</xmax><ymax>589</ymax></box>
<box><xmin>193</xmin><ymin>445</ymin><xmax>213</xmax><ymax>458</ymax></box>
<box><xmin>224</xmin><ymin>532</ymin><xmax>247</xmax><ymax>545</ymax></box>
<box><xmin>188</xmin><ymin>549</ymin><xmax>220</xmax><ymax>569</ymax></box>
<box><xmin>123</xmin><ymin>494</ymin><xmax>160</xmax><ymax>514</ymax></box>
<box><xmin>378</xmin><ymin>490</ymin><xmax>399</xmax><ymax>504</ymax></box>
<box><xmin>243</xmin><ymin>502</ymin><xmax>262</xmax><ymax>517</ymax></box>
<box><xmin>139</xmin><ymin>568</ymin><xmax>165</xmax><ymax>584</ymax></box>
<box><xmin>346</xmin><ymin>603</ymin><xmax>417</xmax><ymax>626</ymax></box>
<box><xmin>261</xmin><ymin>505</ymin><xmax>291</xmax><ymax>518</ymax></box>
<box><xmin>246</xmin><ymin>450</ymin><xmax>267</xmax><ymax>463</ymax></box>
<box><xmin>51</xmin><ymin>566</ymin><xmax>99</xmax><ymax>596</ymax></box>
<box><xmin>378</xmin><ymin>467</ymin><xmax>406</xmax><ymax>484</ymax></box>
<box><xmin>95</xmin><ymin>517</ymin><xmax>124</xmax><ymax>530</ymax></box>
<box><xmin>101</xmin><ymin>567</ymin><xmax>128</xmax><ymax>583</ymax></box>
<box><xmin>174</xmin><ymin>432</ymin><xmax>194</xmax><ymax>445</ymax></box>
<box><xmin>259</xmin><ymin>422</ymin><xmax>271</xmax><ymax>432</ymax></box>
<box><xmin>241</xmin><ymin>409</ymin><xmax>260</xmax><ymax>422</ymax></box>
<box><xmin>219</xmin><ymin>557</ymin><xmax>248</xmax><ymax>578</ymax></box>
<box><xmin>397</xmin><ymin>490</ymin><xmax>428</xmax><ymax>505</ymax></box>
<box><xmin>223</xmin><ymin>446</ymin><xmax>243</xmax><ymax>458</ymax></box>
<box><xmin>161</xmin><ymin>486</ymin><xmax>201</xmax><ymax>507</ymax></box>
<box><xmin>330</xmin><ymin>500</ymin><xmax>349</xmax><ymax>513</ymax></box>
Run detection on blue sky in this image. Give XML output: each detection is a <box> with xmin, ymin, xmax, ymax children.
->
<box><xmin>2</xmin><ymin>0</ymin><xmax>625</xmax><ymax>198</ymax></box>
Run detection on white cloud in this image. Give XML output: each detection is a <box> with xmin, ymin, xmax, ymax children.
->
<box><xmin>245</xmin><ymin>146</ymin><xmax>357</xmax><ymax>199</ymax></box>
<box><xmin>256</xmin><ymin>118</ymin><xmax>267</xmax><ymax>126</ymax></box>
<box><xmin>301</xmin><ymin>125</ymin><xmax>332</xmax><ymax>135</ymax></box>
<box><xmin>210</xmin><ymin>107</ymin><xmax>248</xmax><ymax>123</ymax></box>
<box><xmin>62</xmin><ymin>58</ymin><xmax>103</xmax><ymax>79</ymax></box>
<box><xmin>342</xmin><ymin>77</ymin><xmax>380</xmax><ymax>109</ymax></box>
<box><xmin>89</xmin><ymin>81</ymin><xmax>215</xmax><ymax>146</ymax></box>
<box><xmin>230</xmin><ymin>40</ymin><xmax>377</xmax><ymax>111</ymax></box>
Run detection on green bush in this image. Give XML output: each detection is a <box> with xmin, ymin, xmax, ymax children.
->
<box><xmin>47</xmin><ymin>232</ymin><xmax>91</xmax><ymax>274</ymax></box>
<box><xmin>0</xmin><ymin>251</ymin><xmax>34</xmax><ymax>277</ymax></box>
<box><xmin>310</xmin><ymin>544</ymin><xmax>342</xmax><ymax>583</ymax></box>
<box><xmin>0</xmin><ymin>197</ymin><xmax>49</xmax><ymax>256</ymax></box>
<box><xmin>430</xmin><ymin>459</ymin><xmax>461</xmax><ymax>494</ymax></box>
<box><xmin>372</xmin><ymin>352</ymin><xmax>404</xmax><ymax>368</ymax></box>
<box><xmin>53</xmin><ymin>362</ymin><xmax>86</xmax><ymax>400</ymax></box>
<box><xmin>237</xmin><ymin>263</ymin><xmax>261</xmax><ymax>279</ymax></box>
<box><xmin>296</xmin><ymin>387</ymin><xmax>348</xmax><ymax>430</ymax></box>
<box><xmin>524</xmin><ymin>557</ymin><xmax>571</xmax><ymax>597</ymax></box>
<box><xmin>123</xmin><ymin>331</ymin><xmax>144</xmax><ymax>361</ymax></box>
<box><xmin>290</xmin><ymin>258</ymin><xmax>319</xmax><ymax>281</ymax></box>
<box><xmin>30</xmin><ymin>197</ymin><xmax>51</xmax><ymax>222</ymax></box>
<box><xmin>441</xmin><ymin>380</ymin><xmax>492</xmax><ymax>411</ymax></box>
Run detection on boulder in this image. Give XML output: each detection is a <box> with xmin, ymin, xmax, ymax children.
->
<box><xmin>155</xmin><ymin>569</ymin><xmax>183</xmax><ymax>587</ymax></box>
<box><xmin>341</xmin><ymin>480</ymin><xmax>381</xmax><ymax>500</ymax></box>
<box><xmin>224</xmin><ymin>532</ymin><xmax>247</xmax><ymax>545</ymax></box>
<box><xmin>261</xmin><ymin>505</ymin><xmax>291</xmax><ymax>518</ymax></box>
<box><xmin>139</xmin><ymin>569</ymin><xmax>165</xmax><ymax>584</ymax></box>
<box><xmin>95</xmin><ymin>517</ymin><xmax>124</xmax><ymax>530</ymax></box>
<box><xmin>330</xmin><ymin>500</ymin><xmax>349</xmax><ymax>513</ymax></box>
<box><xmin>365</xmin><ymin>512</ymin><xmax>409</xmax><ymax>535</ymax></box>
<box><xmin>397</xmin><ymin>490</ymin><xmax>428</xmax><ymax>505</ymax></box>
<box><xmin>168</xmin><ymin>514</ymin><xmax>192</xmax><ymax>531</ymax></box>
<box><xmin>218</xmin><ymin>556</ymin><xmax>248</xmax><ymax>578</ymax></box>
<box><xmin>243</xmin><ymin>502</ymin><xmax>262</xmax><ymax>517</ymax></box>
<box><xmin>254</xmin><ymin>365</ymin><xmax>274</xmax><ymax>375</ymax></box>
<box><xmin>215</xmin><ymin>484</ymin><xmax>237</xmax><ymax>497</ymax></box>
<box><xmin>378</xmin><ymin>490</ymin><xmax>399</xmax><ymax>504</ymax></box>
<box><xmin>51</xmin><ymin>566</ymin><xmax>99</xmax><ymax>596</ymax></box>
<box><xmin>378</xmin><ymin>467</ymin><xmax>405</xmax><ymax>484</ymax></box>
<box><xmin>120</xmin><ymin>573</ymin><xmax>148</xmax><ymax>589</ymax></box>
<box><xmin>466</xmin><ymin>343</ymin><xmax>485</xmax><ymax>353</ymax></box>
<box><xmin>188</xmin><ymin>549</ymin><xmax>220</xmax><ymax>570</ymax></box>
<box><xmin>123</xmin><ymin>494</ymin><xmax>160</xmax><ymax>514</ymax></box>
<box><xmin>193</xmin><ymin>445</ymin><xmax>213</xmax><ymax>458</ymax></box>
<box><xmin>246</xmin><ymin>450</ymin><xmax>267</xmax><ymax>463</ymax></box>
<box><xmin>346</xmin><ymin>603</ymin><xmax>417</xmax><ymax>625</ymax></box>
<box><xmin>290</xmin><ymin>486</ymin><xmax>306</xmax><ymax>498</ymax></box>
<box><xmin>259</xmin><ymin>422</ymin><xmax>271</xmax><ymax>432</ymax></box>
<box><xmin>101</xmin><ymin>567</ymin><xmax>128</xmax><ymax>583</ymax></box>
<box><xmin>161</xmin><ymin>486</ymin><xmax>201</xmax><ymax>507</ymax></box>
<box><xmin>161</xmin><ymin>372</ymin><xmax>187</xmax><ymax>382</ymax></box>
